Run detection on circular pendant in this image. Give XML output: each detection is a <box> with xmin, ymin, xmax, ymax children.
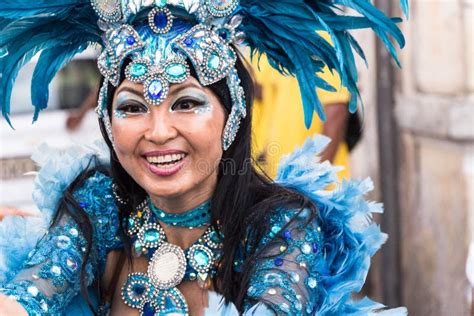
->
<box><xmin>148</xmin><ymin>243</ymin><xmax>186</xmax><ymax>289</ymax></box>
<box><xmin>188</xmin><ymin>244</ymin><xmax>214</xmax><ymax>274</ymax></box>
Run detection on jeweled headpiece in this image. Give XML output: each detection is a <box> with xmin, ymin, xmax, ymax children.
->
<box><xmin>0</xmin><ymin>0</ymin><xmax>408</xmax><ymax>150</ymax></box>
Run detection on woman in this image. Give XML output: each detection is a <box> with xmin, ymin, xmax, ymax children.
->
<box><xmin>0</xmin><ymin>0</ymin><xmax>408</xmax><ymax>315</ymax></box>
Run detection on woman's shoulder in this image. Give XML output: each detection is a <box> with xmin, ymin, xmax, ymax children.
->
<box><xmin>243</xmin><ymin>136</ymin><xmax>401</xmax><ymax>314</ymax></box>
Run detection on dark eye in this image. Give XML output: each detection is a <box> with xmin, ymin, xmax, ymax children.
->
<box><xmin>171</xmin><ymin>98</ymin><xmax>205</xmax><ymax>111</ymax></box>
<box><xmin>118</xmin><ymin>102</ymin><xmax>148</xmax><ymax>114</ymax></box>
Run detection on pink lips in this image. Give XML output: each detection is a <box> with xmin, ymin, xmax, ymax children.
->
<box><xmin>142</xmin><ymin>150</ymin><xmax>187</xmax><ymax>177</ymax></box>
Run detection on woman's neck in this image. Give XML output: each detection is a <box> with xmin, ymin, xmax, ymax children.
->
<box><xmin>148</xmin><ymin>187</ymin><xmax>214</xmax><ymax>214</ymax></box>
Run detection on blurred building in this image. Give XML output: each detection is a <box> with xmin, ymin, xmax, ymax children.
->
<box><xmin>351</xmin><ymin>1</ymin><xmax>473</xmax><ymax>315</ymax></box>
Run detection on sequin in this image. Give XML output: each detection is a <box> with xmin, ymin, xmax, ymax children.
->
<box><xmin>69</xmin><ymin>228</ymin><xmax>78</xmax><ymax>237</ymax></box>
<box><xmin>301</xmin><ymin>242</ymin><xmax>311</xmax><ymax>254</ymax></box>
<box><xmin>290</xmin><ymin>272</ymin><xmax>300</xmax><ymax>283</ymax></box>
<box><xmin>55</xmin><ymin>236</ymin><xmax>71</xmax><ymax>249</ymax></box>
<box><xmin>267</xmin><ymin>288</ymin><xmax>277</xmax><ymax>295</ymax></box>
<box><xmin>50</xmin><ymin>266</ymin><xmax>61</xmax><ymax>276</ymax></box>
<box><xmin>274</xmin><ymin>257</ymin><xmax>283</xmax><ymax>266</ymax></box>
<box><xmin>307</xmin><ymin>277</ymin><xmax>317</xmax><ymax>288</ymax></box>
<box><xmin>27</xmin><ymin>286</ymin><xmax>39</xmax><ymax>297</ymax></box>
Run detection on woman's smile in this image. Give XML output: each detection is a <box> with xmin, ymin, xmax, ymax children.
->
<box><xmin>142</xmin><ymin>150</ymin><xmax>189</xmax><ymax>177</ymax></box>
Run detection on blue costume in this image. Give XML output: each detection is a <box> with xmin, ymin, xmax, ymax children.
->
<box><xmin>0</xmin><ymin>137</ymin><xmax>407</xmax><ymax>315</ymax></box>
<box><xmin>0</xmin><ymin>0</ymin><xmax>408</xmax><ymax>314</ymax></box>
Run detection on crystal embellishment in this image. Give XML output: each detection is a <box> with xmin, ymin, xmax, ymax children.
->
<box><xmin>188</xmin><ymin>244</ymin><xmax>214</xmax><ymax>273</ymax></box>
<box><xmin>148</xmin><ymin>243</ymin><xmax>186</xmax><ymax>289</ymax></box>
<box><xmin>148</xmin><ymin>7</ymin><xmax>173</xmax><ymax>34</ymax></box>
<box><xmin>91</xmin><ymin>0</ymin><xmax>122</xmax><ymax>23</ymax></box>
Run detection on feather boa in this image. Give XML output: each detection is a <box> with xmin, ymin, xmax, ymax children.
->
<box><xmin>0</xmin><ymin>140</ymin><xmax>108</xmax><ymax>283</ymax></box>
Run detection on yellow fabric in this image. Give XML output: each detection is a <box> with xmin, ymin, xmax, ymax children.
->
<box><xmin>251</xmin><ymin>53</ymin><xmax>351</xmax><ymax>180</ymax></box>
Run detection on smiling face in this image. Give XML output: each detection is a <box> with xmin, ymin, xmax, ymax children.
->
<box><xmin>111</xmin><ymin>76</ymin><xmax>226</xmax><ymax>208</ymax></box>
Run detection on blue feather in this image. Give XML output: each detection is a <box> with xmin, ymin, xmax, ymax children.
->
<box><xmin>0</xmin><ymin>2</ymin><xmax>100</xmax><ymax>124</ymax></box>
<box><xmin>31</xmin><ymin>43</ymin><xmax>89</xmax><ymax>122</ymax></box>
<box><xmin>239</xmin><ymin>0</ymin><xmax>407</xmax><ymax>126</ymax></box>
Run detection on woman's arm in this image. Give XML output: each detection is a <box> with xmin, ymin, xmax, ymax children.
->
<box><xmin>0</xmin><ymin>294</ymin><xmax>28</xmax><ymax>316</ymax></box>
<box><xmin>0</xmin><ymin>172</ymin><xmax>120</xmax><ymax>314</ymax></box>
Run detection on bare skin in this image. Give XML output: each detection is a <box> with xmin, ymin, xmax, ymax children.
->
<box><xmin>320</xmin><ymin>103</ymin><xmax>350</xmax><ymax>163</ymax></box>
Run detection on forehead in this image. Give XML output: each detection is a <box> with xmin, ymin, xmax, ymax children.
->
<box><xmin>115</xmin><ymin>76</ymin><xmax>205</xmax><ymax>96</ymax></box>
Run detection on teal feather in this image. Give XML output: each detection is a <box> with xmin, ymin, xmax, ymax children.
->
<box><xmin>0</xmin><ymin>1</ymin><xmax>100</xmax><ymax>125</ymax></box>
<box><xmin>31</xmin><ymin>43</ymin><xmax>89</xmax><ymax>122</ymax></box>
<box><xmin>239</xmin><ymin>0</ymin><xmax>407</xmax><ymax>126</ymax></box>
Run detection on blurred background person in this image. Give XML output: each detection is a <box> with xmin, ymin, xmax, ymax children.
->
<box><xmin>251</xmin><ymin>33</ymin><xmax>359</xmax><ymax>181</ymax></box>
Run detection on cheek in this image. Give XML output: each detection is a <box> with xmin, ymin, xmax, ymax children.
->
<box><xmin>182</xmin><ymin>107</ymin><xmax>226</xmax><ymax>152</ymax></box>
<box><xmin>111</xmin><ymin>117</ymin><xmax>146</xmax><ymax>155</ymax></box>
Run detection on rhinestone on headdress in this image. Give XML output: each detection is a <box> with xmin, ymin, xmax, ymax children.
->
<box><xmin>91</xmin><ymin>0</ymin><xmax>122</xmax><ymax>23</ymax></box>
<box><xmin>148</xmin><ymin>6</ymin><xmax>174</xmax><ymax>34</ymax></box>
<box><xmin>205</xmin><ymin>0</ymin><xmax>238</xmax><ymax>18</ymax></box>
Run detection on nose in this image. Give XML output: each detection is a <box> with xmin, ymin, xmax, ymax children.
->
<box><xmin>144</xmin><ymin>108</ymin><xmax>179</xmax><ymax>144</ymax></box>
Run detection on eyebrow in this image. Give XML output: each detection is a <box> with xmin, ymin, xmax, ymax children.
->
<box><xmin>115</xmin><ymin>81</ymin><xmax>202</xmax><ymax>99</ymax></box>
<box><xmin>116</xmin><ymin>86</ymin><xmax>142</xmax><ymax>96</ymax></box>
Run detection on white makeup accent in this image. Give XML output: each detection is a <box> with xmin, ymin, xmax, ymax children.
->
<box><xmin>168</xmin><ymin>87</ymin><xmax>212</xmax><ymax>114</ymax></box>
<box><xmin>113</xmin><ymin>90</ymin><xmax>150</xmax><ymax>118</ymax></box>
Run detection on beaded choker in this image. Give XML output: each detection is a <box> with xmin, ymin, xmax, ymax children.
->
<box><xmin>147</xmin><ymin>197</ymin><xmax>211</xmax><ymax>229</ymax></box>
<box><xmin>122</xmin><ymin>200</ymin><xmax>223</xmax><ymax>315</ymax></box>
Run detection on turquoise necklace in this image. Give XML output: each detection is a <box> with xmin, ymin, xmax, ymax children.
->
<box><xmin>147</xmin><ymin>197</ymin><xmax>211</xmax><ymax>229</ymax></box>
<box><xmin>122</xmin><ymin>199</ymin><xmax>223</xmax><ymax>316</ymax></box>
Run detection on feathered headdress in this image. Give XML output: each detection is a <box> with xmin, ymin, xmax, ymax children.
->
<box><xmin>0</xmin><ymin>0</ymin><xmax>407</xmax><ymax>147</ymax></box>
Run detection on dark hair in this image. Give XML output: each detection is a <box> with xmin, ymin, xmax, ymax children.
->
<box><xmin>53</xmin><ymin>52</ymin><xmax>318</xmax><ymax>313</ymax></box>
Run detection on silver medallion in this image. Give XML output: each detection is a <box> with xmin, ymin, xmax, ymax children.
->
<box><xmin>148</xmin><ymin>243</ymin><xmax>186</xmax><ymax>289</ymax></box>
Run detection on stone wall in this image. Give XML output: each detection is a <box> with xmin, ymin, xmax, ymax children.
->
<box><xmin>396</xmin><ymin>0</ymin><xmax>474</xmax><ymax>315</ymax></box>
<box><xmin>350</xmin><ymin>1</ymin><xmax>473</xmax><ymax>314</ymax></box>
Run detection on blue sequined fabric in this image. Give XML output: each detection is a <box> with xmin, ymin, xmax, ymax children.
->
<box><xmin>241</xmin><ymin>208</ymin><xmax>322</xmax><ymax>315</ymax></box>
<box><xmin>0</xmin><ymin>172</ymin><xmax>121</xmax><ymax>315</ymax></box>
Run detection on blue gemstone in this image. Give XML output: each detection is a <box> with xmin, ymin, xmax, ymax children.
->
<box><xmin>144</xmin><ymin>228</ymin><xmax>161</xmax><ymax>242</ymax></box>
<box><xmin>127</xmin><ymin>217</ymin><xmax>135</xmax><ymax>229</ymax></box>
<box><xmin>207</xmin><ymin>54</ymin><xmax>220</xmax><ymax>70</ymax></box>
<box><xmin>130</xmin><ymin>63</ymin><xmax>147</xmax><ymax>77</ymax></box>
<box><xmin>143</xmin><ymin>302</ymin><xmax>156</xmax><ymax>316</ymax></box>
<box><xmin>194</xmin><ymin>249</ymin><xmax>210</xmax><ymax>267</ymax></box>
<box><xmin>148</xmin><ymin>80</ymin><xmax>163</xmax><ymax>100</ymax></box>
<box><xmin>154</xmin><ymin>11</ymin><xmax>168</xmax><ymax>29</ymax></box>
<box><xmin>79</xmin><ymin>202</ymin><xmax>89</xmax><ymax>208</ymax></box>
<box><xmin>165</xmin><ymin>63</ymin><xmax>186</xmax><ymax>78</ymax></box>
<box><xmin>184</xmin><ymin>37</ymin><xmax>194</xmax><ymax>47</ymax></box>
<box><xmin>132</xmin><ymin>283</ymin><xmax>145</xmax><ymax>296</ymax></box>
<box><xmin>219</xmin><ymin>30</ymin><xmax>228</xmax><ymax>40</ymax></box>
<box><xmin>312</xmin><ymin>242</ymin><xmax>319</xmax><ymax>253</ymax></box>
<box><xmin>126</xmin><ymin>36</ymin><xmax>136</xmax><ymax>45</ymax></box>
<box><xmin>283</xmin><ymin>230</ymin><xmax>292</xmax><ymax>240</ymax></box>
<box><xmin>274</xmin><ymin>257</ymin><xmax>283</xmax><ymax>266</ymax></box>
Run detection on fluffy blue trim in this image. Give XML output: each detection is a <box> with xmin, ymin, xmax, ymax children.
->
<box><xmin>239</xmin><ymin>0</ymin><xmax>407</xmax><ymax>127</ymax></box>
<box><xmin>0</xmin><ymin>140</ymin><xmax>109</xmax><ymax>283</ymax></box>
<box><xmin>275</xmin><ymin>136</ymin><xmax>406</xmax><ymax>315</ymax></box>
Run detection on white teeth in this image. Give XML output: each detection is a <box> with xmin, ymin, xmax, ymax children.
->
<box><xmin>146</xmin><ymin>153</ymin><xmax>186</xmax><ymax>164</ymax></box>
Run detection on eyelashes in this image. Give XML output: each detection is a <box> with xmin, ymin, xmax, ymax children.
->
<box><xmin>113</xmin><ymin>101</ymin><xmax>150</xmax><ymax>118</ymax></box>
<box><xmin>170</xmin><ymin>97</ymin><xmax>207</xmax><ymax>112</ymax></box>
<box><xmin>112</xmin><ymin>95</ymin><xmax>210</xmax><ymax>119</ymax></box>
